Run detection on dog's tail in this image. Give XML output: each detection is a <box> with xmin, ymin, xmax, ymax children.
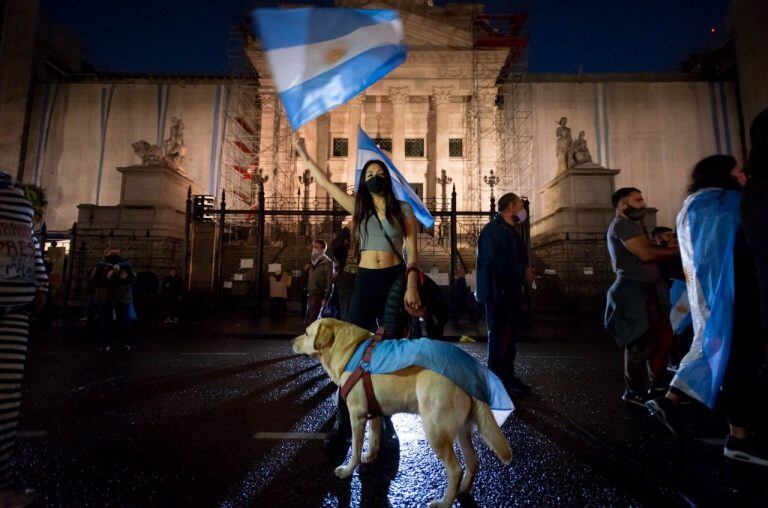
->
<box><xmin>471</xmin><ymin>398</ymin><xmax>512</xmax><ymax>464</ymax></box>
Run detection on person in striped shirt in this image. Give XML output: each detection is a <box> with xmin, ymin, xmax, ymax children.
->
<box><xmin>0</xmin><ymin>170</ymin><xmax>48</xmax><ymax>506</ymax></box>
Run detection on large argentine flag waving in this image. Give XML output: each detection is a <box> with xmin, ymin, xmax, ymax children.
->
<box><xmin>252</xmin><ymin>8</ymin><xmax>407</xmax><ymax>130</ymax></box>
<box><xmin>356</xmin><ymin>128</ymin><xmax>435</xmax><ymax>229</ymax></box>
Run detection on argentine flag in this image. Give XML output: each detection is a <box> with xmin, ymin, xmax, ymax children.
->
<box><xmin>668</xmin><ymin>280</ymin><xmax>692</xmax><ymax>335</ymax></box>
<box><xmin>252</xmin><ymin>8</ymin><xmax>407</xmax><ymax>130</ymax></box>
<box><xmin>356</xmin><ymin>127</ymin><xmax>435</xmax><ymax>229</ymax></box>
<box><xmin>670</xmin><ymin>189</ymin><xmax>741</xmax><ymax>409</ymax></box>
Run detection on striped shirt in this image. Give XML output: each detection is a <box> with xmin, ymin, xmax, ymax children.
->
<box><xmin>0</xmin><ymin>173</ymin><xmax>48</xmax><ymax>312</ymax></box>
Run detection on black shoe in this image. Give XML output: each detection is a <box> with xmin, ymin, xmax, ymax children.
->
<box><xmin>505</xmin><ymin>376</ymin><xmax>532</xmax><ymax>396</ymax></box>
<box><xmin>323</xmin><ymin>402</ymin><xmax>351</xmax><ymax>453</ymax></box>
<box><xmin>621</xmin><ymin>389</ymin><xmax>647</xmax><ymax>408</ymax></box>
<box><xmin>646</xmin><ymin>397</ymin><xmax>681</xmax><ymax>437</ymax></box>
<box><xmin>724</xmin><ymin>435</ymin><xmax>768</xmax><ymax>467</ymax></box>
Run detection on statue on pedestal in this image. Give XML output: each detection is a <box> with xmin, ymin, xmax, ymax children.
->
<box><xmin>163</xmin><ymin>117</ymin><xmax>188</xmax><ymax>173</ymax></box>
<box><xmin>571</xmin><ymin>131</ymin><xmax>593</xmax><ymax>166</ymax></box>
<box><xmin>555</xmin><ymin>117</ymin><xmax>573</xmax><ymax>174</ymax></box>
<box><xmin>131</xmin><ymin>116</ymin><xmax>188</xmax><ymax>173</ymax></box>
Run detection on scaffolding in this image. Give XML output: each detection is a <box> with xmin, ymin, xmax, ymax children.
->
<box><xmin>469</xmin><ymin>1</ymin><xmax>532</xmax><ymax>209</ymax></box>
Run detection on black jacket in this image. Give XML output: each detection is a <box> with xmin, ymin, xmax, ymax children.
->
<box><xmin>475</xmin><ymin>215</ymin><xmax>528</xmax><ymax>304</ymax></box>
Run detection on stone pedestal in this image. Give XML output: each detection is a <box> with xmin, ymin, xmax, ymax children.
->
<box><xmin>71</xmin><ymin>166</ymin><xmax>202</xmax><ymax>302</ymax></box>
<box><xmin>531</xmin><ymin>164</ymin><xmax>656</xmax><ymax>314</ymax></box>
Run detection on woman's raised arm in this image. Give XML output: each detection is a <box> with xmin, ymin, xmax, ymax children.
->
<box><xmin>292</xmin><ymin>135</ymin><xmax>355</xmax><ymax>214</ymax></box>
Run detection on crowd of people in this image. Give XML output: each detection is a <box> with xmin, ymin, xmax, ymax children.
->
<box><xmin>604</xmin><ymin>109</ymin><xmax>768</xmax><ymax>466</ymax></box>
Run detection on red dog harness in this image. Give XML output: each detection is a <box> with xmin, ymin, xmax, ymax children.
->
<box><xmin>340</xmin><ymin>327</ymin><xmax>384</xmax><ymax>419</ymax></box>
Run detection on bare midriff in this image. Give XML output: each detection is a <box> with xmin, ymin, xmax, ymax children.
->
<box><xmin>359</xmin><ymin>250</ymin><xmax>402</xmax><ymax>269</ymax></box>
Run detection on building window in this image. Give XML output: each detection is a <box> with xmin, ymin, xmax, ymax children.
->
<box><xmin>332</xmin><ymin>138</ymin><xmax>348</xmax><ymax>157</ymax></box>
<box><xmin>405</xmin><ymin>138</ymin><xmax>425</xmax><ymax>157</ymax></box>
<box><xmin>373</xmin><ymin>138</ymin><xmax>392</xmax><ymax>153</ymax></box>
<box><xmin>449</xmin><ymin>138</ymin><xmax>463</xmax><ymax>157</ymax></box>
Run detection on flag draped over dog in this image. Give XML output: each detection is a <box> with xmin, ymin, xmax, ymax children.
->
<box><xmin>356</xmin><ymin>127</ymin><xmax>435</xmax><ymax>229</ymax></box>
<box><xmin>252</xmin><ymin>8</ymin><xmax>407</xmax><ymax>130</ymax></box>
<box><xmin>670</xmin><ymin>189</ymin><xmax>741</xmax><ymax>409</ymax></box>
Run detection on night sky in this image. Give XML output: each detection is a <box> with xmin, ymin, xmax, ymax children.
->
<box><xmin>41</xmin><ymin>0</ymin><xmax>731</xmax><ymax>75</ymax></box>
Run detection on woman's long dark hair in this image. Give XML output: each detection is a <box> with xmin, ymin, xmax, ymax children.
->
<box><xmin>351</xmin><ymin>160</ymin><xmax>406</xmax><ymax>256</ymax></box>
<box><xmin>687</xmin><ymin>155</ymin><xmax>739</xmax><ymax>195</ymax></box>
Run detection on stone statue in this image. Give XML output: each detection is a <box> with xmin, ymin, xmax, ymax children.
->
<box><xmin>555</xmin><ymin>117</ymin><xmax>573</xmax><ymax>174</ymax></box>
<box><xmin>132</xmin><ymin>116</ymin><xmax>188</xmax><ymax>173</ymax></box>
<box><xmin>132</xmin><ymin>141</ymin><xmax>164</xmax><ymax>166</ymax></box>
<box><xmin>163</xmin><ymin>117</ymin><xmax>188</xmax><ymax>173</ymax></box>
<box><xmin>572</xmin><ymin>131</ymin><xmax>593</xmax><ymax>166</ymax></box>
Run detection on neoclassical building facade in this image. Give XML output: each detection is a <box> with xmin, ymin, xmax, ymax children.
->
<box><xmin>22</xmin><ymin>0</ymin><xmax>742</xmax><ymax>231</ymax></box>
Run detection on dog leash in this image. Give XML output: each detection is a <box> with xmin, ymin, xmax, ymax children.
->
<box><xmin>340</xmin><ymin>326</ymin><xmax>385</xmax><ymax>419</ymax></box>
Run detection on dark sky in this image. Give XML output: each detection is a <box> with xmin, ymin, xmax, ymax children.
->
<box><xmin>41</xmin><ymin>0</ymin><xmax>731</xmax><ymax>75</ymax></box>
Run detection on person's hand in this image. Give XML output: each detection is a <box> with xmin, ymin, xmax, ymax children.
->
<box><xmin>524</xmin><ymin>266</ymin><xmax>535</xmax><ymax>284</ymax></box>
<box><xmin>404</xmin><ymin>287</ymin><xmax>421</xmax><ymax>312</ymax></box>
<box><xmin>33</xmin><ymin>290</ymin><xmax>46</xmax><ymax>314</ymax></box>
<box><xmin>321</xmin><ymin>299</ymin><xmax>328</xmax><ymax>307</ymax></box>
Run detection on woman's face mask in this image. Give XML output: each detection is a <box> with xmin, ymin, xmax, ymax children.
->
<box><xmin>515</xmin><ymin>208</ymin><xmax>528</xmax><ymax>223</ymax></box>
<box><xmin>365</xmin><ymin>175</ymin><xmax>386</xmax><ymax>194</ymax></box>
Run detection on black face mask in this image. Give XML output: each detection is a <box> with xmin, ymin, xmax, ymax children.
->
<box><xmin>623</xmin><ymin>205</ymin><xmax>647</xmax><ymax>221</ymax></box>
<box><xmin>105</xmin><ymin>254</ymin><xmax>121</xmax><ymax>264</ymax></box>
<box><xmin>365</xmin><ymin>175</ymin><xmax>386</xmax><ymax>195</ymax></box>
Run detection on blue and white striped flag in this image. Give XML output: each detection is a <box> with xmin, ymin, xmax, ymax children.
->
<box><xmin>668</xmin><ymin>279</ymin><xmax>692</xmax><ymax>335</ymax></box>
<box><xmin>252</xmin><ymin>8</ymin><xmax>407</xmax><ymax>130</ymax></box>
<box><xmin>670</xmin><ymin>189</ymin><xmax>741</xmax><ymax>409</ymax></box>
<box><xmin>356</xmin><ymin>127</ymin><xmax>435</xmax><ymax>229</ymax></box>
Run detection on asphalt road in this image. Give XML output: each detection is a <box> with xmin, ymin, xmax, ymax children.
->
<box><xmin>15</xmin><ymin>317</ymin><xmax>768</xmax><ymax>507</ymax></box>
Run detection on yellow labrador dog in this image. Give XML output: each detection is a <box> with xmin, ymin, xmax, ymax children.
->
<box><xmin>292</xmin><ymin>318</ymin><xmax>512</xmax><ymax>508</ymax></box>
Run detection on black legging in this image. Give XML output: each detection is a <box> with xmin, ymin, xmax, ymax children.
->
<box><xmin>347</xmin><ymin>263</ymin><xmax>407</xmax><ymax>338</ymax></box>
<box><xmin>722</xmin><ymin>228</ymin><xmax>768</xmax><ymax>428</ymax></box>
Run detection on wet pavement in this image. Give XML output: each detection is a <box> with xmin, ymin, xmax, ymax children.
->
<box><xmin>16</xmin><ymin>314</ymin><xmax>768</xmax><ymax>507</ymax></box>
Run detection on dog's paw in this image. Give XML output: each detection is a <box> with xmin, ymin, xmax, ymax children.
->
<box><xmin>362</xmin><ymin>451</ymin><xmax>378</xmax><ymax>464</ymax></box>
<box><xmin>334</xmin><ymin>465</ymin><xmax>354</xmax><ymax>479</ymax></box>
<box><xmin>427</xmin><ymin>501</ymin><xmax>449</xmax><ymax>508</ymax></box>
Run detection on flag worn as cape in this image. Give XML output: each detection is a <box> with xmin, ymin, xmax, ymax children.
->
<box><xmin>670</xmin><ymin>189</ymin><xmax>741</xmax><ymax>409</ymax></box>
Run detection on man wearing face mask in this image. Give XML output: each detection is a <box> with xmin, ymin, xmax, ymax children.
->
<box><xmin>305</xmin><ymin>239</ymin><xmax>334</xmax><ymax>326</ymax></box>
<box><xmin>605</xmin><ymin>188</ymin><xmax>679</xmax><ymax>407</ymax></box>
<box><xmin>476</xmin><ymin>193</ymin><xmax>534</xmax><ymax>396</ymax></box>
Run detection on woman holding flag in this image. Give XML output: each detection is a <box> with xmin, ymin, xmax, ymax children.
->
<box><xmin>293</xmin><ymin>135</ymin><xmax>422</xmax><ymax>448</ymax></box>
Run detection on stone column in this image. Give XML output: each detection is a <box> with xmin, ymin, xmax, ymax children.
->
<box><xmin>346</xmin><ymin>94</ymin><xmax>365</xmax><ymax>185</ymax></box>
<box><xmin>300</xmin><ymin>119</ymin><xmax>318</xmax><ymax>202</ymax></box>
<box><xmin>477</xmin><ymin>89</ymin><xmax>498</xmax><ymax>207</ymax></box>
<box><xmin>388</xmin><ymin>86</ymin><xmax>409</xmax><ymax>170</ymax></box>
<box><xmin>258</xmin><ymin>92</ymin><xmax>276</xmax><ymax>197</ymax></box>
<box><xmin>315</xmin><ymin>113</ymin><xmax>331</xmax><ymax>202</ymax></box>
<box><xmin>430</xmin><ymin>86</ymin><xmax>452</xmax><ymax>202</ymax></box>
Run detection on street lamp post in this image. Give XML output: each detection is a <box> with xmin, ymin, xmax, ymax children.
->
<box><xmin>484</xmin><ymin>168</ymin><xmax>500</xmax><ymax>216</ymax></box>
<box><xmin>436</xmin><ymin>169</ymin><xmax>452</xmax><ymax>212</ymax></box>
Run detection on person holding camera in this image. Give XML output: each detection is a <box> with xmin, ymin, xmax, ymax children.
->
<box><xmin>91</xmin><ymin>247</ymin><xmax>136</xmax><ymax>352</ymax></box>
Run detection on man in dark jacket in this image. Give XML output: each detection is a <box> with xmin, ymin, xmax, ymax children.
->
<box><xmin>476</xmin><ymin>193</ymin><xmax>534</xmax><ymax>395</ymax></box>
<box><xmin>305</xmin><ymin>239</ymin><xmax>334</xmax><ymax>326</ymax></box>
<box><xmin>330</xmin><ymin>224</ymin><xmax>355</xmax><ymax>321</ymax></box>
